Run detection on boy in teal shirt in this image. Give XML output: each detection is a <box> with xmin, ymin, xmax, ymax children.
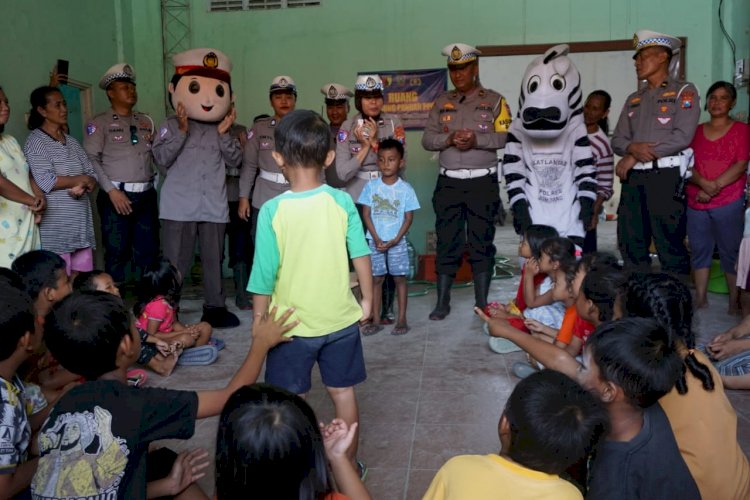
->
<box><xmin>248</xmin><ymin>109</ymin><xmax>373</xmax><ymax>469</ymax></box>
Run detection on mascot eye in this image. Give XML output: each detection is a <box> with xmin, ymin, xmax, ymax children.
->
<box><xmin>215</xmin><ymin>85</ymin><xmax>225</xmax><ymax>98</ymax></box>
<box><xmin>188</xmin><ymin>81</ymin><xmax>201</xmax><ymax>94</ymax></box>
<box><xmin>550</xmin><ymin>74</ymin><xmax>566</xmax><ymax>91</ymax></box>
<box><xmin>527</xmin><ymin>76</ymin><xmax>541</xmax><ymax>94</ymax></box>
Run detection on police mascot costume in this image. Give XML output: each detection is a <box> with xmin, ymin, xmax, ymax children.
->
<box><xmin>503</xmin><ymin>44</ymin><xmax>596</xmax><ymax>245</ymax></box>
<box><xmin>151</xmin><ymin>48</ymin><xmax>242</xmax><ymax>328</ymax></box>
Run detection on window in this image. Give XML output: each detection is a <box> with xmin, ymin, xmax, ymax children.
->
<box><xmin>209</xmin><ymin>0</ymin><xmax>320</xmax><ymax>11</ymax></box>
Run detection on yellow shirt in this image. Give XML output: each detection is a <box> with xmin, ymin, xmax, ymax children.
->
<box><xmin>423</xmin><ymin>454</ymin><xmax>582</xmax><ymax>500</ymax></box>
<box><xmin>659</xmin><ymin>350</ymin><xmax>750</xmax><ymax>499</ymax></box>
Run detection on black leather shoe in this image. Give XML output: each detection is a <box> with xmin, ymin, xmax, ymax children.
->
<box><xmin>201</xmin><ymin>306</ymin><xmax>240</xmax><ymax>329</ymax></box>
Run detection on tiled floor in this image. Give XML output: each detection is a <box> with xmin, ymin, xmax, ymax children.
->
<box><xmin>149</xmin><ymin>221</ymin><xmax>750</xmax><ymax>499</ymax></box>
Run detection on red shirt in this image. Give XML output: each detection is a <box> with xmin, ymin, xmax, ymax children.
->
<box><xmin>687</xmin><ymin>121</ymin><xmax>750</xmax><ymax>210</ymax></box>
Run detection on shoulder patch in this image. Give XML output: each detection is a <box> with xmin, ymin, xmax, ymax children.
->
<box><xmin>680</xmin><ymin>91</ymin><xmax>695</xmax><ymax>109</ymax></box>
<box><xmin>394</xmin><ymin>125</ymin><xmax>405</xmax><ymax>144</ymax></box>
<box><xmin>86</xmin><ymin>123</ymin><xmax>96</xmax><ymax>136</ymax></box>
<box><xmin>337</xmin><ymin>129</ymin><xmax>349</xmax><ymax>143</ymax></box>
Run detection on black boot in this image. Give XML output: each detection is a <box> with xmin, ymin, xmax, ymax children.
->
<box><xmin>233</xmin><ymin>263</ymin><xmax>252</xmax><ymax>310</ymax></box>
<box><xmin>201</xmin><ymin>305</ymin><xmax>240</xmax><ymax>329</ymax></box>
<box><xmin>473</xmin><ymin>270</ymin><xmax>492</xmax><ymax>310</ymax></box>
<box><xmin>429</xmin><ymin>274</ymin><xmax>453</xmax><ymax>320</ymax></box>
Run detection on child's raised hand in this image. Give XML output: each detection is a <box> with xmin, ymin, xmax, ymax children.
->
<box><xmin>320</xmin><ymin>418</ymin><xmax>358</xmax><ymax>461</ymax></box>
<box><xmin>164</xmin><ymin>448</ymin><xmax>209</xmax><ymax>496</ymax></box>
<box><xmin>252</xmin><ymin>305</ymin><xmax>298</xmax><ymax>350</ymax></box>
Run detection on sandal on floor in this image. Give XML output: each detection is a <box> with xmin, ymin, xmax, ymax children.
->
<box><xmin>177</xmin><ymin>345</ymin><xmax>219</xmax><ymax>366</ymax></box>
<box><xmin>361</xmin><ymin>324</ymin><xmax>384</xmax><ymax>336</ymax></box>
<box><xmin>127</xmin><ymin>369</ymin><xmax>148</xmax><ymax>387</ymax></box>
<box><xmin>208</xmin><ymin>337</ymin><xmax>226</xmax><ymax>351</ymax></box>
<box><xmin>391</xmin><ymin>324</ymin><xmax>410</xmax><ymax>336</ymax></box>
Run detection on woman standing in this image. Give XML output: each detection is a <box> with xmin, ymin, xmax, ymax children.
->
<box><xmin>0</xmin><ymin>85</ymin><xmax>44</xmax><ymax>266</ymax></box>
<box><xmin>687</xmin><ymin>81</ymin><xmax>750</xmax><ymax>312</ymax></box>
<box><xmin>23</xmin><ymin>86</ymin><xmax>97</xmax><ymax>275</ymax></box>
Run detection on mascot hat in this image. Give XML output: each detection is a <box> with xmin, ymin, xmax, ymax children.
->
<box><xmin>173</xmin><ymin>48</ymin><xmax>232</xmax><ymax>84</ymax></box>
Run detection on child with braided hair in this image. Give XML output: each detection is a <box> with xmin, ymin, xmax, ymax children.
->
<box><xmin>622</xmin><ymin>272</ymin><xmax>750</xmax><ymax>499</ymax></box>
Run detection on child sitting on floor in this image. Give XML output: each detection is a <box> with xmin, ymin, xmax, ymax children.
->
<box><xmin>11</xmin><ymin>250</ymin><xmax>79</xmax><ymax>404</ymax></box>
<box><xmin>0</xmin><ymin>269</ymin><xmax>45</xmax><ymax>498</ymax></box>
<box><xmin>479</xmin><ymin>310</ymin><xmax>701</xmax><ymax>499</ymax></box>
<box><xmin>424</xmin><ymin>369</ymin><xmax>608</xmax><ymax>500</ymax></box>
<box><xmin>74</xmin><ymin>270</ymin><xmax>182</xmax><ymax>377</ymax></box>
<box><xmin>512</xmin><ymin>260</ymin><xmax>624</xmax><ymax>378</ymax></box>
<box><xmin>521</xmin><ymin>237</ymin><xmax>576</xmax><ymax>331</ymax></box>
<box><xmin>134</xmin><ymin>257</ymin><xmax>220</xmax><ymax>366</ymax></box>
<box><xmin>215</xmin><ymin>383</ymin><xmax>371</xmax><ymax>500</ymax></box>
<box><xmin>30</xmin><ymin>291</ymin><xmax>297</xmax><ymax>499</ymax></box>
<box><xmin>623</xmin><ymin>273</ymin><xmax>750</xmax><ymax>499</ymax></box>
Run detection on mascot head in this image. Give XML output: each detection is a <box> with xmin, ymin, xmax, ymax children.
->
<box><xmin>517</xmin><ymin>44</ymin><xmax>582</xmax><ymax>139</ymax></box>
<box><xmin>168</xmin><ymin>48</ymin><xmax>233</xmax><ymax>123</ymax></box>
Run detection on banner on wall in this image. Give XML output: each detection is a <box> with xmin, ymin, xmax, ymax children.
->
<box><xmin>358</xmin><ymin>68</ymin><xmax>447</xmax><ymax>130</ymax></box>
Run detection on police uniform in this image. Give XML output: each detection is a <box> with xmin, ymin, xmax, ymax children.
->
<box><xmin>335</xmin><ymin>75</ymin><xmax>406</xmax><ymax>203</ymax></box>
<box><xmin>152</xmin><ymin>48</ymin><xmax>242</xmax><ymax>327</ymax></box>
<box><xmin>239</xmin><ymin>76</ymin><xmax>297</xmax><ymax>244</ymax></box>
<box><xmin>422</xmin><ymin>43</ymin><xmax>511</xmax><ymax>317</ymax></box>
<box><xmin>225</xmin><ymin>123</ymin><xmax>252</xmax><ymax>309</ymax></box>
<box><xmin>612</xmin><ymin>31</ymin><xmax>700</xmax><ymax>275</ymax></box>
<box><xmin>84</xmin><ymin>63</ymin><xmax>158</xmax><ymax>284</ymax></box>
<box><xmin>322</xmin><ymin>82</ymin><xmax>353</xmax><ymax>187</ymax></box>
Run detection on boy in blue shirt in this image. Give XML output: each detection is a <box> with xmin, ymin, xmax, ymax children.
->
<box><xmin>359</xmin><ymin>138</ymin><xmax>420</xmax><ymax>336</ymax></box>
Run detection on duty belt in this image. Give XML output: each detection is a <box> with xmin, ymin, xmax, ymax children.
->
<box><xmin>632</xmin><ymin>148</ymin><xmax>694</xmax><ymax>175</ymax></box>
<box><xmin>111</xmin><ymin>180</ymin><xmax>153</xmax><ymax>193</ymax></box>
<box><xmin>439</xmin><ymin>166</ymin><xmax>497</xmax><ymax>179</ymax></box>
<box><xmin>259</xmin><ymin>170</ymin><xmax>289</xmax><ymax>184</ymax></box>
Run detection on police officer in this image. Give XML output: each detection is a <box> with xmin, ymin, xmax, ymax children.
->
<box><xmin>335</xmin><ymin>74</ymin><xmax>406</xmax><ymax>203</ymax></box>
<box><xmin>321</xmin><ymin>82</ymin><xmax>353</xmax><ymax>187</ymax></box>
<box><xmin>84</xmin><ymin>63</ymin><xmax>158</xmax><ymax>286</ymax></box>
<box><xmin>238</xmin><ymin>76</ymin><xmax>297</xmax><ymax>241</ymax></box>
<box><xmin>422</xmin><ymin>43</ymin><xmax>511</xmax><ymax>320</ymax></box>
<box><xmin>322</xmin><ymin>82</ymin><xmax>353</xmax><ymax>136</ymax></box>
<box><xmin>612</xmin><ymin>30</ymin><xmax>700</xmax><ymax>276</ymax></box>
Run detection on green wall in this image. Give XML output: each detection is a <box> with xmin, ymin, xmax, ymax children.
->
<box><xmin>3</xmin><ymin>0</ymin><xmax>749</xmax><ymax>254</ymax></box>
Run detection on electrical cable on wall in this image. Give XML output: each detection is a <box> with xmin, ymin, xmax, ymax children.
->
<box><xmin>718</xmin><ymin>0</ymin><xmax>737</xmax><ymax>68</ymax></box>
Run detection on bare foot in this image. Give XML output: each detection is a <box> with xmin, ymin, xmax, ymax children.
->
<box><xmin>694</xmin><ymin>299</ymin><xmax>709</xmax><ymax>309</ymax></box>
<box><xmin>149</xmin><ymin>351</ymin><xmax>180</xmax><ymax>377</ymax></box>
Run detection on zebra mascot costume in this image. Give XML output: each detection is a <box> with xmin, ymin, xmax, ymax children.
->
<box><xmin>503</xmin><ymin>44</ymin><xmax>596</xmax><ymax>244</ymax></box>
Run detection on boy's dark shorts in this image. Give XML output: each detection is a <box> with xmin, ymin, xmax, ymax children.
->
<box><xmin>265</xmin><ymin>322</ymin><xmax>366</xmax><ymax>394</ymax></box>
<box><xmin>137</xmin><ymin>327</ymin><xmax>159</xmax><ymax>365</ymax></box>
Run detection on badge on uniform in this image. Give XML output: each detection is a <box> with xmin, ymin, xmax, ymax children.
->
<box><xmin>337</xmin><ymin>130</ymin><xmax>349</xmax><ymax>143</ymax></box>
<box><xmin>661</xmin><ymin>91</ymin><xmax>676</xmax><ymax>97</ymax></box>
<box><xmin>443</xmin><ymin>102</ymin><xmax>455</xmax><ymax>110</ymax></box>
<box><xmin>160</xmin><ymin>126</ymin><xmax>169</xmax><ymax>139</ymax></box>
<box><xmin>247</xmin><ymin>129</ymin><xmax>254</xmax><ymax>141</ymax></box>
<box><xmin>628</xmin><ymin>111</ymin><xmax>635</xmax><ymax>118</ymax></box>
<box><xmin>681</xmin><ymin>91</ymin><xmax>695</xmax><ymax>109</ymax></box>
<box><xmin>657</xmin><ymin>117</ymin><xmax>672</xmax><ymax>125</ymax></box>
<box><xmin>270</xmin><ymin>119</ymin><xmax>276</xmax><ymax>127</ymax></box>
<box><xmin>394</xmin><ymin>125</ymin><xmax>405</xmax><ymax>144</ymax></box>
<box><xmin>478</xmin><ymin>123</ymin><xmax>489</xmax><ymax>131</ymax></box>
<box><xmin>86</xmin><ymin>123</ymin><xmax>96</xmax><ymax>136</ymax></box>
